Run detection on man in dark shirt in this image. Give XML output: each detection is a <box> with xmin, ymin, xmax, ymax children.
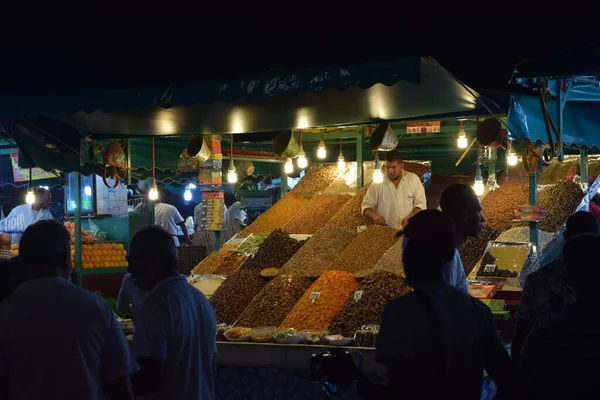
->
<box><xmin>513</xmin><ymin>211</ymin><xmax>599</xmax><ymax>360</ymax></box>
<box><xmin>374</xmin><ymin>210</ymin><xmax>515</xmax><ymax>400</ymax></box>
<box><xmin>520</xmin><ymin>233</ymin><xmax>600</xmax><ymax>399</ymax></box>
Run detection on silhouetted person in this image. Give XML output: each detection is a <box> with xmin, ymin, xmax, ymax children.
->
<box><xmin>129</xmin><ymin>225</ymin><xmax>216</xmax><ymax>399</ymax></box>
<box><xmin>0</xmin><ymin>220</ymin><xmax>135</xmax><ymax>399</ymax></box>
<box><xmin>513</xmin><ymin>211</ymin><xmax>599</xmax><ymax>361</ymax></box>
<box><xmin>520</xmin><ymin>233</ymin><xmax>600</xmax><ymax>398</ymax></box>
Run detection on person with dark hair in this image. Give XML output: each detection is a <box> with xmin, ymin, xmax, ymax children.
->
<box><xmin>4</xmin><ymin>187</ymin><xmax>53</xmax><ymax>231</ymax></box>
<box><xmin>129</xmin><ymin>225</ymin><xmax>216</xmax><ymax>399</ymax></box>
<box><xmin>513</xmin><ymin>210</ymin><xmax>600</xmax><ymax>361</ymax></box>
<box><xmin>361</xmin><ymin>150</ymin><xmax>427</xmax><ymax>229</ymax></box>
<box><xmin>0</xmin><ymin>220</ymin><xmax>136</xmax><ymax>399</ymax></box>
<box><xmin>375</xmin><ymin>210</ymin><xmax>514</xmax><ymax>399</ymax></box>
<box><xmin>0</xmin><ymin>258</ymin><xmax>27</xmax><ymax>302</ymax></box>
<box><xmin>520</xmin><ymin>233</ymin><xmax>600</xmax><ymax>398</ymax></box>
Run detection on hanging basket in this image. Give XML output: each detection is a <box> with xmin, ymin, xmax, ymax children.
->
<box><xmin>176</xmin><ymin>149</ymin><xmax>202</xmax><ymax>174</ymax></box>
<box><xmin>369</xmin><ymin>123</ymin><xmax>398</xmax><ymax>151</ymax></box>
<box><xmin>273</xmin><ymin>131</ymin><xmax>300</xmax><ymax>159</ymax></box>
<box><xmin>185</xmin><ymin>136</ymin><xmax>211</xmax><ymax>162</ymax></box>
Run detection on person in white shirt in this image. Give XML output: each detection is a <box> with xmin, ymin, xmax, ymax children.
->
<box><xmin>4</xmin><ymin>188</ymin><xmax>53</xmax><ymax>230</ymax></box>
<box><xmin>362</xmin><ymin>150</ymin><xmax>426</xmax><ymax>229</ymax></box>
<box><xmin>133</xmin><ymin>191</ymin><xmax>192</xmax><ymax>246</ymax></box>
<box><xmin>129</xmin><ymin>225</ymin><xmax>217</xmax><ymax>400</ymax></box>
<box><xmin>117</xmin><ymin>273</ymin><xmax>148</xmax><ymax>320</ymax></box>
<box><xmin>224</xmin><ymin>201</ymin><xmax>246</xmax><ymax>227</ymax></box>
<box><xmin>0</xmin><ymin>220</ymin><xmax>136</xmax><ymax>400</ymax></box>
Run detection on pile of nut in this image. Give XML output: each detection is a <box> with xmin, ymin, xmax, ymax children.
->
<box><xmin>282</xmin><ymin>194</ymin><xmax>352</xmax><ymax>234</ymax></box>
<box><xmin>458</xmin><ymin>226</ymin><xmax>501</xmax><ymax>276</ymax></box>
<box><xmin>242</xmin><ymin>193</ymin><xmax>313</xmax><ymax>234</ymax></box>
<box><xmin>481</xmin><ymin>183</ymin><xmax>529</xmax><ymax>232</ymax></box>
<box><xmin>329</xmin><ymin>226</ymin><xmax>399</xmax><ymax>274</ymax></box>
<box><xmin>403</xmin><ymin>161</ymin><xmax>430</xmax><ymax>178</ymax></box>
<box><xmin>292</xmin><ymin>164</ymin><xmax>340</xmax><ymax>194</ymax></box>
<box><xmin>328</xmin><ymin>271</ymin><xmax>411</xmax><ymax>337</ymax></box>
<box><xmin>235</xmin><ymin>274</ymin><xmax>313</xmax><ymax>328</ymax></box>
<box><xmin>279</xmin><ymin>227</ymin><xmax>357</xmax><ymax>278</ymax></box>
<box><xmin>242</xmin><ymin>229</ymin><xmax>306</xmax><ymax>270</ymax></box>
<box><xmin>539</xmin><ymin>181</ymin><xmax>584</xmax><ymax>232</ymax></box>
<box><xmin>191</xmin><ymin>251</ymin><xmax>228</xmax><ymax>275</ymax></box>
<box><xmin>325</xmin><ymin>184</ymin><xmax>373</xmax><ymax>230</ymax></box>
<box><xmin>280</xmin><ymin>271</ymin><xmax>357</xmax><ymax>331</ymax></box>
<box><xmin>210</xmin><ymin>267</ymin><xmax>268</xmax><ymax>325</ymax></box>
<box><xmin>214</xmin><ymin>252</ymin><xmax>248</xmax><ymax>275</ymax></box>
<box><xmin>373</xmin><ymin>234</ymin><xmax>406</xmax><ymax>277</ymax></box>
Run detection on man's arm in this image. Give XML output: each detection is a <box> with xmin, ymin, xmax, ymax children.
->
<box><xmin>401</xmin><ymin>207</ymin><xmax>422</xmax><ymax>229</ymax></box>
<box><xmin>172</xmin><ymin>208</ymin><xmax>192</xmax><ymax>245</ymax></box>
<box><xmin>361</xmin><ymin>185</ymin><xmax>387</xmax><ymax>225</ymax></box>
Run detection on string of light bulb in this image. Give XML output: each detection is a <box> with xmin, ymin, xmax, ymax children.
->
<box><xmin>507</xmin><ymin>141</ymin><xmax>518</xmax><ymax>166</ymax></box>
<box><xmin>25</xmin><ymin>168</ymin><xmax>35</xmax><ymax>204</ymax></box>
<box><xmin>373</xmin><ymin>152</ymin><xmax>384</xmax><ymax>184</ymax></box>
<box><xmin>296</xmin><ymin>130</ymin><xmax>308</xmax><ymax>169</ymax></box>
<box><xmin>148</xmin><ymin>137</ymin><xmax>159</xmax><ymax>201</ymax></box>
<box><xmin>317</xmin><ymin>129</ymin><xmax>327</xmax><ymax>159</ymax></box>
<box><xmin>457</xmin><ymin>120</ymin><xmax>468</xmax><ymax>149</ymax></box>
<box><xmin>227</xmin><ymin>134</ymin><xmax>238</xmax><ymax>183</ymax></box>
<box><xmin>337</xmin><ymin>138</ymin><xmax>346</xmax><ymax>174</ymax></box>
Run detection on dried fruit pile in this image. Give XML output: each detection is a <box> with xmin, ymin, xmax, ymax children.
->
<box><xmin>481</xmin><ymin>184</ymin><xmax>529</xmax><ymax>232</ymax></box>
<box><xmin>373</xmin><ymin>235</ymin><xmax>406</xmax><ymax>277</ymax></box>
<box><xmin>325</xmin><ymin>184</ymin><xmax>373</xmax><ymax>230</ymax></box>
<box><xmin>236</xmin><ymin>233</ymin><xmax>270</xmax><ymax>254</ymax></box>
<box><xmin>210</xmin><ymin>267</ymin><xmax>268</xmax><ymax>325</ymax></box>
<box><xmin>497</xmin><ymin>227</ymin><xmax>553</xmax><ymax>250</ymax></box>
<box><xmin>282</xmin><ymin>194</ymin><xmax>352</xmax><ymax>234</ymax></box>
<box><xmin>403</xmin><ymin>161</ymin><xmax>430</xmax><ymax>178</ymax></box>
<box><xmin>280</xmin><ymin>271</ymin><xmax>357</xmax><ymax>331</ymax></box>
<box><xmin>292</xmin><ymin>164</ymin><xmax>340</xmax><ymax>194</ymax></box>
<box><xmin>242</xmin><ymin>193</ymin><xmax>312</xmax><ymax>234</ymax></box>
<box><xmin>280</xmin><ymin>227</ymin><xmax>357</xmax><ymax>278</ymax></box>
<box><xmin>328</xmin><ymin>271</ymin><xmax>412</xmax><ymax>337</ymax></box>
<box><xmin>459</xmin><ymin>226</ymin><xmax>501</xmax><ymax>276</ymax></box>
<box><xmin>242</xmin><ymin>229</ymin><xmax>305</xmax><ymax>270</ymax></box>
<box><xmin>214</xmin><ymin>252</ymin><xmax>248</xmax><ymax>275</ymax></box>
<box><xmin>539</xmin><ymin>181</ymin><xmax>584</xmax><ymax>232</ymax></box>
<box><xmin>235</xmin><ymin>274</ymin><xmax>313</xmax><ymax>328</ymax></box>
<box><xmin>191</xmin><ymin>251</ymin><xmax>228</xmax><ymax>275</ymax></box>
<box><xmin>329</xmin><ymin>226</ymin><xmax>399</xmax><ymax>274</ymax></box>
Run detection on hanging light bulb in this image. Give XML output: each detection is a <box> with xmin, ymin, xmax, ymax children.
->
<box><xmin>317</xmin><ymin>129</ymin><xmax>327</xmax><ymax>159</ymax></box>
<box><xmin>473</xmin><ymin>166</ymin><xmax>485</xmax><ymax>196</ymax></box>
<box><xmin>183</xmin><ymin>189</ymin><xmax>193</xmax><ymax>202</ymax></box>
<box><xmin>457</xmin><ymin>120</ymin><xmax>468</xmax><ymax>149</ymax></box>
<box><xmin>84</xmin><ymin>185</ymin><xmax>92</xmax><ymax>197</ymax></box>
<box><xmin>337</xmin><ymin>139</ymin><xmax>346</xmax><ymax>173</ymax></box>
<box><xmin>148</xmin><ymin>183</ymin><xmax>159</xmax><ymax>201</ymax></box>
<box><xmin>297</xmin><ymin>149</ymin><xmax>308</xmax><ymax>169</ymax></box>
<box><xmin>227</xmin><ymin>134</ymin><xmax>238</xmax><ymax>183</ymax></box>
<box><xmin>373</xmin><ymin>156</ymin><xmax>384</xmax><ymax>184</ymax></box>
<box><xmin>284</xmin><ymin>157</ymin><xmax>294</xmax><ymax>174</ymax></box>
<box><xmin>507</xmin><ymin>144</ymin><xmax>518</xmax><ymax>166</ymax></box>
<box><xmin>25</xmin><ymin>188</ymin><xmax>35</xmax><ymax>204</ymax></box>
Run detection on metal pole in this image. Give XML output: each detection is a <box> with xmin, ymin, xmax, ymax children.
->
<box><xmin>280</xmin><ymin>163</ymin><xmax>288</xmax><ymax>196</ymax></box>
<box><xmin>557</xmin><ymin>79</ymin><xmax>565</xmax><ymax>161</ymax></box>
<box><xmin>357</xmin><ymin>128</ymin><xmax>364</xmax><ymax>189</ymax></box>
<box><xmin>581</xmin><ymin>148</ymin><xmax>589</xmax><ymax>209</ymax></box>
<box><xmin>74</xmin><ymin>173</ymin><xmax>83</xmax><ymax>286</ymax></box>
<box><xmin>529</xmin><ymin>172</ymin><xmax>539</xmax><ymax>251</ymax></box>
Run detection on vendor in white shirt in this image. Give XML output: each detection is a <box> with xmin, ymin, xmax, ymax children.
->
<box><xmin>362</xmin><ymin>150</ymin><xmax>426</xmax><ymax>229</ymax></box>
<box><xmin>5</xmin><ymin>188</ymin><xmax>54</xmax><ymax>230</ymax></box>
<box><xmin>134</xmin><ymin>190</ymin><xmax>192</xmax><ymax>247</ymax></box>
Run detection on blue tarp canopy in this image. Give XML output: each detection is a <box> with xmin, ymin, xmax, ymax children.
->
<box><xmin>509</xmin><ymin>43</ymin><xmax>600</xmax><ymax>148</ymax></box>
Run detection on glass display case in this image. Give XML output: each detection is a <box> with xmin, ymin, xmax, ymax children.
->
<box><xmin>65</xmin><ymin>173</ymin><xmax>95</xmax><ymax>214</ymax></box>
<box><xmin>468</xmin><ymin>241</ymin><xmax>533</xmax><ymax>288</ymax></box>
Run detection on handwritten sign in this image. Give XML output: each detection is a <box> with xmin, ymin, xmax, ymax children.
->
<box><xmin>406</xmin><ymin>121</ymin><xmax>441</xmax><ymax>134</ymax></box>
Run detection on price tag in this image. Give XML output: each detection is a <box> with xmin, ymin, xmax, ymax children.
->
<box><xmin>357</xmin><ymin>225</ymin><xmax>368</xmax><ymax>233</ymax></box>
<box><xmin>310</xmin><ymin>292</ymin><xmax>321</xmax><ymax>303</ymax></box>
<box><xmin>353</xmin><ymin>290</ymin><xmax>364</xmax><ymax>301</ymax></box>
<box><xmin>483</xmin><ymin>264</ymin><xmax>497</xmax><ymax>273</ymax></box>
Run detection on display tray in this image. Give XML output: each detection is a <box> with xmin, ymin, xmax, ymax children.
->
<box><xmin>468</xmin><ymin>241</ymin><xmax>532</xmax><ymax>287</ymax></box>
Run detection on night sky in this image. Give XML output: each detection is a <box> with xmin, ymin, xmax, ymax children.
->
<box><xmin>0</xmin><ymin>23</ymin><xmax>598</xmax><ymax>95</ymax></box>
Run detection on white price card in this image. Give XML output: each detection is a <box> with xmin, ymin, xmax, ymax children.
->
<box><xmin>483</xmin><ymin>264</ymin><xmax>497</xmax><ymax>273</ymax></box>
<box><xmin>353</xmin><ymin>290</ymin><xmax>364</xmax><ymax>301</ymax></box>
<box><xmin>310</xmin><ymin>292</ymin><xmax>321</xmax><ymax>303</ymax></box>
<box><xmin>357</xmin><ymin>225</ymin><xmax>368</xmax><ymax>233</ymax></box>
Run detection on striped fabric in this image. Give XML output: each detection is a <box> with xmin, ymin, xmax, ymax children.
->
<box><xmin>520</xmin><ymin>302</ymin><xmax>600</xmax><ymax>399</ymax></box>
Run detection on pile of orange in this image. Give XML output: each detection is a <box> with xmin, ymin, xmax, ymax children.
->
<box><xmin>64</xmin><ymin>222</ymin><xmax>95</xmax><ymax>245</ymax></box>
<box><xmin>10</xmin><ymin>244</ymin><xmax>18</xmax><ymax>257</ymax></box>
<box><xmin>70</xmin><ymin>243</ymin><xmax>128</xmax><ymax>269</ymax></box>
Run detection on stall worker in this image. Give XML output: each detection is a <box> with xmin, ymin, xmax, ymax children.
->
<box><xmin>4</xmin><ymin>188</ymin><xmax>53</xmax><ymax>230</ymax></box>
<box><xmin>134</xmin><ymin>190</ymin><xmax>192</xmax><ymax>246</ymax></box>
<box><xmin>361</xmin><ymin>150</ymin><xmax>426</xmax><ymax>229</ymax></box>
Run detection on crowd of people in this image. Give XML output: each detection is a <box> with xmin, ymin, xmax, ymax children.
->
<box><xmin>1</xmin><ymin>177</ymin><xmax>600</xmax><ymax>399</ymax></box>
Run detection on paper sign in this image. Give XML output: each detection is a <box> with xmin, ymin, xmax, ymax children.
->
<box><xmin>310</xmin><ymin>292</ymin><xmax>321</xmax><ymax>303</ymax></box>
<box><xmin>406</xmin><ymin>121</ymin><xmax>441</xmax><ymax>134</ymax></box>
<box><xmin>354</xmin><ymin>291</ymin><xmax>364</xmax><ymax>301</ymax></box>
<box><xmin>483</xmin><ymin>264</ymin><xmax>497</xmax><ymax>274</ymax></box>
<box><xmin>10</xmin><ymin>153</ymin><xmax>55</xmax><ymax>182</ymax></box>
